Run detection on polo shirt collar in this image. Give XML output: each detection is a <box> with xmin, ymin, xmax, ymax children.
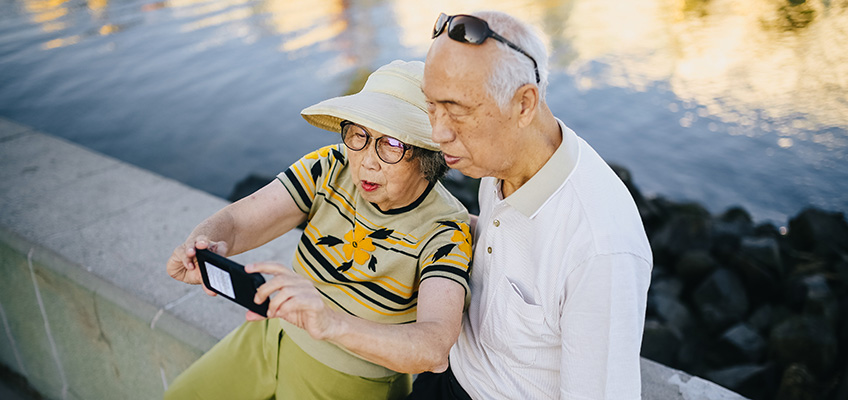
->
<box><xmin>501</xmin><ymin>118</ymin><xmax>580</xmax><ymax>218</ymax></box>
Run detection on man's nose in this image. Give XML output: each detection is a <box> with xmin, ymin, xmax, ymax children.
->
<box><xmin>429</xmin><ymin>113</ymin><xmax>454</xmax><ymax>145</ymax></box>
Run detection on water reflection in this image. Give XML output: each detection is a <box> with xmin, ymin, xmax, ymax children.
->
<box><xmin>3</xmin><ymin>0</ymin><xmax>846</xmax><ymax>223</ymax></box>
<box><xmin>561</xmin><ymin>0</ymin><xmax>848</xmax><ymax>151</ymax></box>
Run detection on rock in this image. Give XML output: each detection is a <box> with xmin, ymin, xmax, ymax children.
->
<box><xmin>648</xmin><ymin>294</ymin><xmax>695</xmax><ymax>335</ymax></box>
<box><xmin>692</xmin><ymin>268</ymin><xmax>750</xmax><ymax>332</ymax></box>
<box><xmin>641</xmin><ymin>319</ymin><xmax>682</xmax><ymax>367</ymax></box>
<box><xmin>714</xmin><ymin>206</ymin><xmax>755</xmax><ymax>241</ymax></box>
<box><xmin>769</xmin><ymin>315</ymin><xmax>838</xmax><ymax>375</ymax></box>
<box><xmin>650</xmin><ymin>202</ymin><xmax>713</xmax><ymax>264</ymax></box>
<box><xmin>747</xmin><ymin>304</ymin><xmax>774</xmax><ymax>335</ymax></box>
<box><xmin>228</xmin><ymin>173</ymin><xmax>274</xmax><ymax>202</ymax></box>
<box><xmin>731</xmin><ymin>237</ymin><xmax>783</xmax><ymax>304</ymax></box>
<box><xmin>674</xmin><ymin>249</ymin><xmax>718</xmax><ymax>284</ymax></box>
<box><xmin>715</xmin><ymin>323</ymin><xmax>767</xmax><ymax>364</ymax></box>
<box><xmin>787</xmin><ymin>208</ymin><xmax>848</xmax><ymax>258</ymax></box>
<box><xmin>783</xmin><ymin>274</ymin><xmax>840</xmax><ymax>328</ymax></box>
<box><xmin>801</xmin><ymin>275</ymin><xmax>839</xmax><ymax>327</ymax></box>
<box><xmin>648</xmin><ymin>276</ymin><xmax>684</xmax><ymax>299</ymax></box>
<box><xmin>705</xmin><ymin>364</ymin><xmax>776</xmax><ymax>400</ymax></box>
<box><xmin>776</xmin><ymin>363</ymin><xmax>821</xmax><ymax>400</ymax></box>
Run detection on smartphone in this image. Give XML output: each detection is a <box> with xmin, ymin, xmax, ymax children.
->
<box><xmin>195</xmin><ymin>248</ymin><xmax>269</xmax><ymax>317</ymax></box>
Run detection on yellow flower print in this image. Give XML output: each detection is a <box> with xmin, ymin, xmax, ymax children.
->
<box><xmin>304</xmin><ymin>145</ymin><xmax>334</xmax><ymax>160</ymax></box>
<box><xmin>343</xmin><ymin>228</ymin><xmax>376</xmax><ymax>265</ymax></box>
<box><xmin>451</xmin><ymin>222</ymin><xmax>472</xmax><ymax>258</ymax></box>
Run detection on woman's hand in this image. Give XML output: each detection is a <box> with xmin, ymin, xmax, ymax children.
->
<box><xmin>166</xmin><ymin>235</ymin><xmax>228</xmax><ymax>296</ymax></box>
<box><xmin>246</xmin><ymin>262</ymin><xmax>342</xmax><ymax>341</ymax></box>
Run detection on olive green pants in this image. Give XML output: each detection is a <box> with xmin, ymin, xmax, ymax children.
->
<box><xmin>164</xmin><ymin>320</ymin><xmax>411</xmax><ymax>399</ymax></box>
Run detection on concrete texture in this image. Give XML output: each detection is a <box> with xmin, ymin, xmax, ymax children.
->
<box><xmin>0</xmin><ymin>117</ymin><xmax>746</xmax><ymax>399</ymax></box>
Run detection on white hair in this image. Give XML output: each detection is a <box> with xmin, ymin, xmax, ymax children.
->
<box><xmin>472</xmin><ymin>11</ymin><xmax>549</xmax><ymax>110</ymax></box>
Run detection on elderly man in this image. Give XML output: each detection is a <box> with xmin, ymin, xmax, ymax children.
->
<box><xmin>411</xmin><ymin>11</ymin><xmax>653</xmax><ymax>399</ymax></box>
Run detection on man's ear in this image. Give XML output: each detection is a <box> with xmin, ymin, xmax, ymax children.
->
<box><xmin>513</xmin><ymin>83</ymin><xmax>539</xmax><ymax>128</ymax></box>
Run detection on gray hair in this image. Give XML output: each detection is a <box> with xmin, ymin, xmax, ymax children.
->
<box><xmin>472</xmin><ymin>11</ymin><xmax>549</xmax><ymax>110</ymax></box>
<box><xmin>408</xmin><ymin>147</ymin><xmax>449</xmax><ymax>184</ymax></box>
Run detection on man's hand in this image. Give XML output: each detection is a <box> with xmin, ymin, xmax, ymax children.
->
<box><xmin>246</xmin><ymin>262</ymin><xmax>343</xmax><ymax>341</ymax></box>
<box><xmin>165</xmin><ymin>236</ymin><xmax>228</xmax><ymax>296</ymax></box>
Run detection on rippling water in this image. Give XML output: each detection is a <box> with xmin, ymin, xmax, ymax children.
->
<box><xmin>1</xmin><ymin>0</ymin><xmax>846</xmax><ymax>224</ymax></box>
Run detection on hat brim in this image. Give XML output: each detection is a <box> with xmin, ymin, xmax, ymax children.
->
<box><xmin>301</xmin><ymin>91</ymin><xmax>439</xmax><ymax>152</ymax></box>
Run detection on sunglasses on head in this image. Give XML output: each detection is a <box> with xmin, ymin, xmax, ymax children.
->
<box><xmin>432</xmin><ymin>13</ymin><xmax>540</xmax><ymax>84</ymax></box>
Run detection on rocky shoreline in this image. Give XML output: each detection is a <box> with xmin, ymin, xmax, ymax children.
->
<box><xmin>230</xmin><ymin>166</ymin><xmax>848</xmax><ymax>400</ymax></box>
<box><xmin>603</xmin><ymin>164</ymin><xmax>848</xmax><ymax>400</ymax></box>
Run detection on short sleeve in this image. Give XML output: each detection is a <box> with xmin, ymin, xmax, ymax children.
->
<box><xmin>419</xmin><ymin>220</ymin><xmax>473</xmax><ymax>307</ymax></box>
<box><xmin>277</xmin><ymin>145</ymin><xmax>344</xmax><ymax>213</ymax></box>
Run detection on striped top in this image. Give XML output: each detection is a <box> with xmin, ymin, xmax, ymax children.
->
<box><xmin>278</xmin><ymin>144</ymin><xmax>471</xmax><ymax>326</ymax></box>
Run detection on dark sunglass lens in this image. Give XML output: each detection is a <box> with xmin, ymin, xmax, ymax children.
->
<box><xmin>433</xmin><ymin>13</ymin><xmax>448</xmax><ymax>38</ymax></box>
<box><xmin>449</xmin><ymin>16</ymin><xmax>488</xmax><ymax>44</ymax></box>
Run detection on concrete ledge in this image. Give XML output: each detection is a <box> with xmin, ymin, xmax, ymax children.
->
<box><xmin>0</xmin><ymin>118</ymin><xmax>745</xmax><ymax>399</ymax></box>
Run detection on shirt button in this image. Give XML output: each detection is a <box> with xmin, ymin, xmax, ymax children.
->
<box><xmin>487</xmin><ymin>247</ymin><xmax>492</xmax><ymax>254</ymax></box>
<box><xmin>493</xmin><ymin>220</ymin><xmax>500</xmax><ymax>227</ymax></box>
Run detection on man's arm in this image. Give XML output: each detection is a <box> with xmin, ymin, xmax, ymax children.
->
<box><xmin>560</xmin><ymin>253</ymin><xmax>651</xmax><ymax>399</ymax></box>
<box><xmin>166</xmin><ymin>179</ymin><xmax>307</xmax><ymax>286</ymax></box>
<box><xmin>247</xmin><ymin>262</ymin><xmax>466</xmax><ymax>374</ymax></box>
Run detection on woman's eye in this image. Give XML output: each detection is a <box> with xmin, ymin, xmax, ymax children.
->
<box><xmin>385</xmin><ymin>138</ymin><xmax>404</xmax><ymax>148</ymax></box>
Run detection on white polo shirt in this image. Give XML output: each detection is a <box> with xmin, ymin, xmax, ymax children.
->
<box><xmin>450</xmin><ymin>119</ymin><xmax>652</xmax><ymax>399</ymax></box>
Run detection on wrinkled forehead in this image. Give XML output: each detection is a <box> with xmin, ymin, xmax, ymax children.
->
<box><xmin>423</xmin><ymin>37</ymin><xmax>495</xmax><ymax>101</ymax></box>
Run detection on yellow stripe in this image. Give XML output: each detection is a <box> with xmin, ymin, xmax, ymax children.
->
<box><xmin>304</xmin><ymin>226</ymin><xmax>414</xmax><ymax>297</ymax></box>
<box><xmin>293</xmin><ymin>161</ymin><xmax>315</xmax><ymax>198</ymax></box>
<box><xmin>334</xmin><ymin>285</ymin><xmax>417</xmax><ymax>317</ymax></box>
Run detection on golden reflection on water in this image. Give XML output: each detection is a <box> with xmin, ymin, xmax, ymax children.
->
<box><xmin>563</xmin><ymin>0</ymin><xmax>848</xmax><ymax>147</ymax></box>
<box><xmin>260</xmin><ymin>0</ymin><xmax>346</xmax><ymax>52</ymax></box>
<box><xmin>19</xmin><ymin>0</ymin><xmax>848</xmax><ymax>150</ymax></box>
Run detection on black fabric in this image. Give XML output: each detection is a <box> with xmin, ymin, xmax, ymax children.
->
<box><xmin>406</xmin><ymin>365</ymin><xmax>472</xmax><ymax>400</ymax></box>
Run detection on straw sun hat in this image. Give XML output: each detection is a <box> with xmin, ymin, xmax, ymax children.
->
<box><xmin>300</xmin><ymin>60</ymin><xmax>439</xmax><ymax>152</ymax></box>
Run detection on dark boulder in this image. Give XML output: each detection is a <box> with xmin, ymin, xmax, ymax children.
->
<box><xmin>769</xmin><ymin>315</ymin><xmax>838</xmax><ymax>375</ymax></box>
<box><xmin>648</xmin><ymin>293</ymin><xmax>695</xmax><ymax>335</ymax></box>
<box><xmin>692</xmin><ymin>268</ymin><xmax>750</xmax><ymax>332</ymax></box>
<box><xmin>641</xmin><ymin>319</ymin><xmax>682</xmax><ymax>367</ymax></box>
<box><xmin>776</xmin><ymin>363</ymin><xmax>821</xmax><ymax>400</ymax></box>
<box><xmin>705</xmin><ymin>364</ymin><xmax>776</xmax><ymax>400</ymax></box>
<box><xmin>650</xmin><ymin>202</ymin><xmax>713</xmax><ymax>265</ymax></box>
<box><xmin>674</xmin><ymin>249</ymin><xmax>718</xmax><ymax>284</ymax></box>
<box><xmin>731</xmin><ymin>236</ymin><xmax>784</xmax><ymax>304</ymax></box>
<box><xmin>787</xmin><ymin>208</ymin><xmax>848</xmax><ymax>258</ymax></box>
<box><xmin>715</xmin><ymin>323</ymin><xmax>767</xmax><ymax>364</ymax></box>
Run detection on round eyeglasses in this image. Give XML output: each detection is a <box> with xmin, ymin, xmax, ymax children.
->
<box><xmin>340</xmin><ymin>121</ymin><xmax>409</xmax><ymax>164</ymax></box>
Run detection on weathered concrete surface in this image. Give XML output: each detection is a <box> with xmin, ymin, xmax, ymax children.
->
<box><xmin>0</xmin><ymin>117</ymin><xmax>745</xmax><ymax>399</ymax></box>
<box><xmin>0</xmin><ymin>118</ymin><xmax>299</xmax><ymax>399</ymax></box>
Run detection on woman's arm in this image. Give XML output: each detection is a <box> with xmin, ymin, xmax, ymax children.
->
<box><xmin>166</xmin><ymin>179</ymin><xmax>307</xmax><ymax>286</ymax></box>
<box><xmin>247</xmin><ymin>263</ymin><xmax>466</xmax><ymax>374</ymax></box>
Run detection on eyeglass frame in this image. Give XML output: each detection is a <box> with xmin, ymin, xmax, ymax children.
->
<box><xmin>339</xmin><ymin>120</ymin><xmax>410</xmax><ymax>164</ymax></box>
<box><xmin>432</xmin><ymin>13</ymin><xmax>540</xmax><ymax>84</ymax></box>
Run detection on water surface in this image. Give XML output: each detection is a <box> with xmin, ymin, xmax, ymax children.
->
<box><xmin>1</xmin><ymin>0</ymin><xmax>846</xmax><ymax>224</ymax></box>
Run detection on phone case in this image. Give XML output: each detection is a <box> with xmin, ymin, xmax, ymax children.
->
<box><xmin>195</xmin><ymin>248</ymin><xmax>269</xmax><ymax>317</ymax></box>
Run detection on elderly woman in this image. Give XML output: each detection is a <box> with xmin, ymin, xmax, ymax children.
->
<box><xmin>164</xmin><ymin>60</ymin><xmax>471</xmax><ymax>399</ymax></box>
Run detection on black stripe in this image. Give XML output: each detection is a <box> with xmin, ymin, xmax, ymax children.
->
<box><xmin>299</xmin><ymin>240</ymin><xmax>418</xmax><ymax>310</ymax></box>
<box><xmin>372</xmin><ymin>181</ymin><xmax>436</xmax><ymax>215</ymax></box>
<box><xmin>421</xmin><ymin>264</ymin><xmax>470</xmax><ymax>282</ymax></box>
<box><xmin>283</xmin><ymin>169</ymin><xmax>313</xmax><ymax>210</ymax></box>
<box><xmin>316</xmin><ymin>287</ymin><xmax>355</xmax><ymax>316</ymax></box>
<box><xmin>312</xmin><ymin>192</ymin><xmax>354</xmax><ymax>225</ymax></box>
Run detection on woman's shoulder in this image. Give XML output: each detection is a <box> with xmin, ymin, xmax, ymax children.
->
<box><xmin>421</xmin><ymin>182</ymin><xmax>470</xmax><ymax>225</ymax></box>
